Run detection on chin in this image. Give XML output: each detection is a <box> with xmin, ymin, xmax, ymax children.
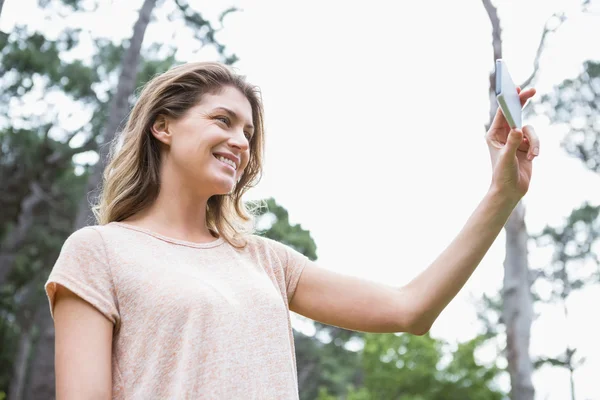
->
<box><xmin>210</xmin><ymin>180</ymin><xmax>237</xmax><ymax>196</ymax></box>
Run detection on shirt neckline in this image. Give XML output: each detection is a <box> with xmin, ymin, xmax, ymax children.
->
<box><xmin>110</xmin><ymin>222</ymin><xmax>225</xmax><ymax>249</ymax></box>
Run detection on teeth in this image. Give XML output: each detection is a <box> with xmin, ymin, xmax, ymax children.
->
<box><xmin>216</xmin><ymin>155</ymin><xmax>236</xmax><ymax>170</ymax></box>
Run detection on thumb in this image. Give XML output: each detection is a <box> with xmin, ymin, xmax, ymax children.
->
<box><xmin>504</xmin><ymin>129</ymin><xmax>524</xmax><ymax>157</ymax></box>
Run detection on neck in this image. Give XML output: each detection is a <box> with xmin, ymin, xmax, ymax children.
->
<box><xmin>124</xmin><ymin>163</ymin><xmax>216</xmax><ymax>243</ymax></box>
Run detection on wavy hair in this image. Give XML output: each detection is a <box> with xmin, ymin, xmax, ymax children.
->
<box><xmin>93</xmin><ymin>61</ymin><xmax>265</xmax><ymax>248</ymax></box>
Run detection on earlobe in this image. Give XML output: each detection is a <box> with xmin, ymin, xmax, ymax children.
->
<box><xmin>151</xmin><ymin>116</ymin><xmax>171</xmax><ymax>145</ymax></box>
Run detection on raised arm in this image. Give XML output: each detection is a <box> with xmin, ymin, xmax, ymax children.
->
<box><xmin>290</xmin><ymin>87</ymin><xmax>539</xmax><ymax>335</ymax></box>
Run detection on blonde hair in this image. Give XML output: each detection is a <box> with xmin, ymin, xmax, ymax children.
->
<box><xmin>93</xmin><ymin>61</ymin><xmax>265</xmax><ymax>248</ymax></box>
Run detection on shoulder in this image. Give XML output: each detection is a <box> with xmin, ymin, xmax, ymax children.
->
<box><xmin>245</xmin><ymin>234</ymin><xmax>285</xmax><ymax>254</ymax></box>
<box><xmin>66</xmin><ymin>221</ymin><xmax>126</xmax><ymax>241</ymax></box>
<box><xmin>244</xmin><ymin>234</ymin><xmax>308</xmax><ymax>264</ymax></box>
<box><xmin>53</xmin><ymin>226</ymin><xmax>109</xmax><ymax>267</ymax></box>
<box><xmin>65</xmin><ymin>222</ymin><xmax>139</xmax><ymax>246</ymax></box>
<box><xmin>62</xmin><ymin>225</ymin><xmax>105</xmax><ymax>249</ymax></box>
<box><xmin>60</xmin><ymin>223</ymin><xmax>127</xmax><ymax>258</ymax></box>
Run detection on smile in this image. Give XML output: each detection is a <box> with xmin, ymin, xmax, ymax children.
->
<box><xmin>214</xmin><ymin>155</ymin><xmax>237</xmax><ymax>171</ymax></box>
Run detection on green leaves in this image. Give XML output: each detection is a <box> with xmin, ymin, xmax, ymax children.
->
<box><xmin>253</xmin><ymin>199</ymin><xmax>503</xmax><ymax>399</ymax></box>
<box><xmin>533</xmin><ymin>202</ymin><xmax>600</xmax><ymax>302</ymax></box>
<box><xmin>526</xmin><ymin>58</ymin><xmax>600</xmax><ymax>391</ymax></box>
<box><xmin>254</xmin><ymin>197</ymin><xmax>318</xmax><ymax>261</ymax></box>
<box><xmin>535</xmin><ymin>61</ymin><xmax>600</xmax><ymax>172</ymax></box>
<box><xmin>319</xmin><ymin>332</ymin><xmax>504</xmax><ymax>400</ymax></box>
<box><xmin>0</xmin><ymin>1</ymin><xmax>252</xmax><ymax>394</ymax></box>
<box><xmin>173</xmin><ymin>0</ymin><xmax>239</xmax><ymax>65</ymax></box>
<box><xmin>0</xmin><ymin>27</ymin><xmax>98</xmax><ymax>105</ymax></box>
<box><xmin>532</xmin><ymin>63</ymin><xmax>600</xmax><ymax>298</ymax></box>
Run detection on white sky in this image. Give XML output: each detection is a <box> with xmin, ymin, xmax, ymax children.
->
<box><xmin>2</xmin><ymin>0</ymin><xmax>599</xmax><ymax>398</ymax></box>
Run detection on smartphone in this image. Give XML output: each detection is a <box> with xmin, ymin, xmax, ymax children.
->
<box><xmin>495</xmin><ymin>59</ymin><xmax>522</xmax><ymax>129</ymax></box>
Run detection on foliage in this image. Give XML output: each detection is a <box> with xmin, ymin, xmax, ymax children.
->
<box><xmin>319</xmin><ymin>332</ymin><xmax>504</xmax><ymax>400</ymax></box>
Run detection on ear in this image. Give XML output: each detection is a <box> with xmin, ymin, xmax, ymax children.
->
<box><xmin>151</xmin><ymin>115</ymin><xmax>172</xmax><ymax>145</ymax></box>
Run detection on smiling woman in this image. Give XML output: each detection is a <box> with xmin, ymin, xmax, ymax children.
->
<box><xmin>44</xmin><ymin>60</ymin><xmax>541</xmax><ymax>400</ymax></box>
<box><xmin>95</xmin><ymin>63</ymin><xmax>265</xmax><ymax>247</ymax></box>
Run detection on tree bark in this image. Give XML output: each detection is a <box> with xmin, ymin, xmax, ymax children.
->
<box><xmin>8</xmin><ymin>310</ymin><xmax>36</xmax><ymax>400</ymax></box>
<box><xmin>8</xmin><ymin>330</ymin><xmax>32</xmax><ymax>400</ymax></box>
<box><xmin>8</xmin><ymin>279</ymin><xmax>44</xmax><ymax>400</ymax></box>
<box><xmin>24</xmin><ymin>306</ymin><xmax>56</xmax><ymax>400</ymax></box>
<box><xmin>0</xmin><ymin>182</ymin><xmax>47</xmax><ymax>286</ymax></box>
<box><xmin>25</xmin><ymin>1</ymin><xmax>157</xmax><ymax>397</ymax></box>
<box><xmin>482</xmin><ymin>1</ymin><xmax>535</xmax><ymax>399</ymax></box>
<box><xmin>502</xmin><ymin>204</ymin><xmax>535</xmax><ymax>400</ymax></box>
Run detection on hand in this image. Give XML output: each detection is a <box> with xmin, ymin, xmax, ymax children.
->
<box><xmin>486</xmin><ymin>87</ymin><xmax>540</xmax><ymax>202</ymax></box>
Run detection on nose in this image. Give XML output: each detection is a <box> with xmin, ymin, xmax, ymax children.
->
<box><xmin>228</xmin><ymin>129</ymin><xmax>250</xmax><ymax>151</ymax></box>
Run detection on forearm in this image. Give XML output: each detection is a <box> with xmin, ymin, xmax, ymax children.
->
<box><xmin>400</xmin><ymin>187</ymin><xmax>519</xmax><ymax>334</ymax></box>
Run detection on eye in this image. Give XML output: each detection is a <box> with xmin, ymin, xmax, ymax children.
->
<box><xmin>215</xmin><ymin>115</ymin><xmax>231</xmax><ymax>126</ymax></box>
<box><xmin>244</xmin><ymin>131</ymin><xmax>253</xmax><ymax>140</ymax></box>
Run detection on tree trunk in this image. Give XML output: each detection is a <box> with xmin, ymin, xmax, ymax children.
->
<box><xmin>482</xmin><ymin>1</ymin><xmax>535</xmax><ymax>399</ymax></box>
<box><xmin>75</xmin><ymin>0</ymin><xmax>157</xmax><ymax>229</ymax></box>
<box><xmin>0</xmin><ymin>181</ymin><xmax>47</xmax><ymax>286</ymax></box>
<box><xmin>24</xmin><ymin>306</ymin><xmax>56</xmax><ymax>400</ymax></box>
<box><xmin>8</xmin><ymin>319</ymin><xmax>35</xmax><ymax>400</ymax></box>
<box><xmin>8</xmin><ymin>279</ymin><xmax>45</xmax><ymax>400</ymax></box>
<box><xmin>26</xmin><ymin>1</ymin><xmax>157</xmax><ymax>397</ymax></box>
<box><xmin>569</xmin><ymin>366</ymin><xmax>576</xmax><ymax>400</ymax></box>
<box><xmin>502</xmin><ymin>203</ymin><xmax>535</xmax><ymax>400</ymax></box>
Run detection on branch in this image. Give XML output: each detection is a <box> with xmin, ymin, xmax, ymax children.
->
<box><xmin>519</xmin><ymin>12</ymin><xmax>567</xmax><ymax>88</ymax></box>
<box><xmin>582</xmin><ymin>0</ymin><xmax>600</xmax><ymax>15</ymax></box>
<box><xmin>174</xmin><ymin>0</ymin><xmax>239</xmax><ymax>65</ymax></box>
<box><xmin>482</xmin><ymin>0</ymin><xmax>502</xmax><ymax>129</ymax></box>
<box><xmin>482</xmin><ymin>0</ymin><xmax>502</xmax><ymax>62</ymax></box>
<box><xmin>218</xmin><ymin>6</ymin><xmax>241</xmax><ymax>28</ymax></box>
<box><xmin>533</xmin><ymin>348</ymin><xmax>586</xmax><ymax>370</ymax></box>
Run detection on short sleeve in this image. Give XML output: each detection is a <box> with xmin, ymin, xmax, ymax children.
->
<box><xmin>262</xmin><ymin>238</ymin><xmax>310</xmax><ymax>303</ymax></box>
<box><xmin>45</xmin><ymin>226</ymin><xmax>120</xmax><ymax>325</ymax></box>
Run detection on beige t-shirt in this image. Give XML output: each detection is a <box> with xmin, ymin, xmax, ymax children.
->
<box><xmin>45</xmin><ymin>222</ymin><xmax>309</xmax><ymax>399</ymax></box>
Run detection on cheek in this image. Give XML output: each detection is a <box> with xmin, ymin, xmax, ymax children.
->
<box><xmin>173</xmin><ymin>141</ymin><xmax>197</xmax><ymax>162</ymax></box>
<box><xmin>232</xmin><ymin>160</ymin><xmax>246</xmax><ymax>182</ymax></box>
<box><xmin>170</xmin><ymin>137</ymin><xmax>210</xmax><ymax>172</ymax></box>
<box><xmin>239</xmin><ymin>152</ymin><xmax>251</xmax><ymax>174</ymax></box>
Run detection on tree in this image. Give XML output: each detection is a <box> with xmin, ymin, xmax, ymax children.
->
<box><xmin>74</xmin><ymin>0</ymin><xmax>157</xmax><ymax>229</ymax></box>
<box><xmin>536</xmin><ymin>60</ymin><xmax>600</xmax><ymax>173</ymax></box>
<box><xmin>530</xmin><ymin>60</ymin><xmax>600</xmax><ymax>400</ymax></box>
<box><xmin>474</xmin><ymin>58</ymin><xmax>600</xmax><ymax>400</ymax></box>
<box><xmin>481</xmin><ymin>1</ymin><xmax>567</xmax><ymax>398</ymax></box>
<box><xmin>24</xmin><ymin>1</ymin><xmax>158</xmax><ymax>395</ymax></box>
<box><xmin>318</xmin><ymin>332</ymin><xmax>504</xmax><ymax>400</ymax></box>
<box><xmin>255</xmin><ymin>197</ymin><xmax>318</xmax><ymax>261</ymax></box>
<box><xmin>533</xmin><ymin>204</ymin><xmax>599</xmax><ymax>400</ymax></box>
<box><xmin>0</xmin><ymin>17</ymin><xmax>105</xmax><ymax>398</ymax></box>
<box><xmin>0</xmin><ymin>0</ymin><xmax>241</xmax><ymax>397</ymax></box>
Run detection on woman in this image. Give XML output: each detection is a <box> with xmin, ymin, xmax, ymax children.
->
<box><xmin>46</xmin><ymin>61</ymin><xmax>539</xmax><ymax>399</ymax></box>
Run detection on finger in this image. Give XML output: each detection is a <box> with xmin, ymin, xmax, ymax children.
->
<box><xmin>519</xmin><ymin>87</ymin><xmax>536</xmax><ymax>107</ymax></box>
<box><xmin>504</xmin><ymin>128</ymin><xmax>524</xmax><ymax>159</ymax></box>
<box><xmin>489</xmin><ymin>87</ymin><xmax>536</xmax><ymax>132</ymax></box>
<box><xmin>518</xmin><ymin>136</ymin><xmax>530</xmax><ymax>153</ymax></box>
<box><xmin>522</xmin><ymin>125</ymin><xmax>540</xmax><ymax>160</ymax></box>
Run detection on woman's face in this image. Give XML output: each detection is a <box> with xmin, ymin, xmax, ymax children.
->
<box><xmin>154</xmin><ymin>85</ymin><xmax>254</xmax><ymax>197</ymax></box>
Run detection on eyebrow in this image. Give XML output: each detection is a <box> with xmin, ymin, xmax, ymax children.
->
<box><xmin>212</xmin><ymin>107</ymin><xmax>254</xmax><ymax>132</ymax></box>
